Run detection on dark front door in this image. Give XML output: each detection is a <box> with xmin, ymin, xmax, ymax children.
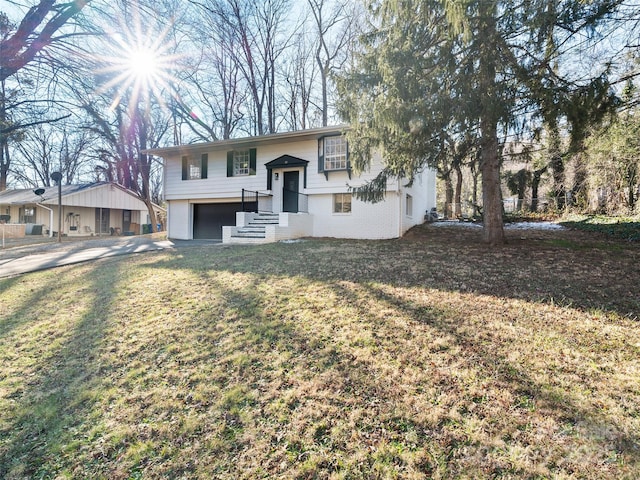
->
<box><xmin>123</xmin><ymin>210</ymin><xmax>131</xmax><ymax>232</ymax></box>
<box><xmin>283</xmin><ymin>171</ymin><xmax>299</xmax><ymax>213</ymax></box>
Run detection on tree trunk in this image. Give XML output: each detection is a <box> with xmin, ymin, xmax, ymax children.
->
<box><xmin>571</xmin><ymin>150</ymin><xmax>588</xmax><ymax>209</ymax></box>
<box><xmin>627</xmin><ymin>162</ymin><xmax>637</xmax><ymax>212</ymax></box>
<box><xmin>531</xmin><ymin>166</ymin><xmax>546</xmax><ymax>212</ymax></box>
<box><xmin>470</xmin><ymin>159</ymin><xmax>481</xmax><ymax>218</ymax></box>
<box><xmin>143</xmin><ymin>197</ymin><xmax>158</xmax><ymax>235</ymax></box>
<box><xmin>480</xmin><ymin>119</ymin><xmax>504</xmax><ymax>245</ymax></box>
<box><xmin>0</xmin><ymin>79</ymin><xmax>8</xmax><ymax>191</ymax></box>
<box><xmin>444</xmin><ymin>172</ymin><xmax>453</xmax><ymax>219</ymax></box>
<box><xmin>478</xmin><ymin>7</ymin><xmax>504</xmax><ymax>245</ymax></box>
<box><xmin>454</xmin><ymin>163</ymin><xmax>463</xmax><ymax>218</ymax></box>
<box><xmin>0</xmin><ymin>141</ymin><xmax>9</xmax><ymax>191</ymax></box>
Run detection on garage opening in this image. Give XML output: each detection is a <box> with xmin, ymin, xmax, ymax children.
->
<box><xmin>193</xmin><ymin>203</ymin><xmax>242</xmax><ymax>239</ymax></box>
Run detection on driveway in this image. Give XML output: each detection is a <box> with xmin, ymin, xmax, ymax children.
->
<box><xmin>0</xmin><ymin>235</ymin><xmax>220</xmax><ymax>278</ymax></box>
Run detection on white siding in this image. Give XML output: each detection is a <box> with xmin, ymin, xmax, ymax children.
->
<box><xmin>63</xmin><ymin>184</ymin><xmax>149</xmax><ymax>210</ymax></box>
<box><xmin>168</xmin><ymin>200</ymin><xmax>192</xmax><ymax>240</ymax></box>
<box><xmin>160</xmin><ymin>130</ymin><xmax>436</xmax><ymax>241</ymax></box>
<box><xmin>310</xmin><ymin>193</ymin><xmax>400</xmax><ymax>239</ymax></box>
<box><xmin>164</xmin><ymin>139</ymin><xmax>390</xmax><ymax>201</ymax></box>
<box><xmin>399</xmin><ymin>167</ymin><xmax>437</xmax><ymax>234</ymax></box>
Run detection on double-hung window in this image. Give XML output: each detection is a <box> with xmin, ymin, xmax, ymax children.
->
<box><xmin>233</xmin><ymin>150</ymin><xmax>250</xmax><ymax>176</ymax></box>
<box><xmin>181</xmin><ymin>154</ymin><xmax>208</xmax><ymax>180</ymax></box>
<box><xmin>318</xmin><ymin>135</ymin><xmax>349</xmax><ymax>178</ymax></box>
<box><xmin>227</xmin><ymin>148</ymin><xmax>257</xmax><ymax>176</ymax></box>
<box><xmin>20</xmin><ymin>206</ymin><xmax>36</xmax><ymax>223</ymax></box>
<box><xmin>333</xmin><ymin>193</ymin><xmax>352</xmax><ymax>214</ymax></box>
<box><xmin>324</xmin><ymin>136</ymin><xmax>347</xmax><ymax>170</ymax></box>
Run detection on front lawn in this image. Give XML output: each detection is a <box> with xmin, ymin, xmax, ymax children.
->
<box><xmin>1</xmin><ymin>224</ymin><xmax>638</xmax><ymax>479</ymax></box>
<box><xmin>559</xmin><ymin>214</ymin><xmax>640</xmax><ymax>242</ymax></box>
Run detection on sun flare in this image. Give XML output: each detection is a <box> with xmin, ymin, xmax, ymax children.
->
<box><xmin>126</xmin><ymin>47</ymin><xmax>161</xmax><ymax>80</ymax></box>
<box><xmin>91</xmin><ymin>11</ymin><xmax>183</xmax><ymax>113</ymax></box>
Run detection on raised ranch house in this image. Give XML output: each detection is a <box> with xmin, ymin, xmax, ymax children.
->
<box><xmin>0</xmin><ymin>182</ymin><xmax>163</xmax><ymax>238</ymax></box>
<box><xmin>148</xmin><ymin>126</ymin><xmax>436</xmax><ymax>243</ymax></box>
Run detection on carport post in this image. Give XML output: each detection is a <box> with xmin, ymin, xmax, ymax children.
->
<box><xmin>51</xmin><ymin>172</ymin><xmax>62</xmax><ymax>243</ymax></box>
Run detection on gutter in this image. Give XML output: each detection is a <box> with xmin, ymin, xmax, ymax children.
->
<box><xmin>36</xmin><ymin>203</ymin><xmax>54</xmax><ymax>238</ymax></box>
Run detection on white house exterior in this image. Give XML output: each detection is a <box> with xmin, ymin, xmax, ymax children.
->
<box><xmin>0</xmin><ymin>182</ymin><xmax>162</xmax><ymax>238</ymax></box>
<box><xmin>149</xmin><ymin>126</ymin><xmax>436</xmax><ymax>243</ymax></box>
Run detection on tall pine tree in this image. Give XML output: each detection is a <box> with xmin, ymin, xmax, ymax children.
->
<box><xmin>338</xmin><ymin>0</ymin><xmax>621</xmax><ymax>244</ymax></box>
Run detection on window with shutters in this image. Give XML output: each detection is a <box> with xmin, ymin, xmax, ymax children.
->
<box><xmin>227</xmin><ymin>148</ymin><xmax>257</xmax><ymax>177</ymax></box>
<box><xmin>323</xmin><ymin>136</ymin><xmax>347</xmax><ymax>170</ymax></box>
<box><xmin>233</xmin><ymin>150</ymin><xmax>250</xmax><ymax>176</ymax></box>
<box><xmin>181</xmin><ymin>154</ymin><xmax>208</xmax><ymax>180</ymax></box>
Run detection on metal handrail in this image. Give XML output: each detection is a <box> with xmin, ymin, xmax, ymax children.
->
<box><xmin>283</xmin><ymin>189</ymin><xmax>309</xmax><ymax>213</ymax></box>
<box><xmin>242</xmin><ymin>189</ymin><xmax>273</xmax><ymax>213</ymax></box>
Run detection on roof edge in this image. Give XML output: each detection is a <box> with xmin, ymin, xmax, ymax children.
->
<box><xmin>144</xmin><ymin>125</ymin><xmax>350</xmax><ymax>157</ymax></box>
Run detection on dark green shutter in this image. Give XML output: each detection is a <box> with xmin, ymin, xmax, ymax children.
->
<box><xmin>227</xmin><ymin>151</ymin><xmax>234</xmax><ymax>177</ymax></box>
<box><xmin>318</xmin><ymin>138</ymin><xmax>324</xmax><ymax>173</ymax></box>
<box><xmin>201</xmin><ymin>153</ymin><xmax>208</xmax><ymax>179</ymax></box>
<box><xmin>181</xmin><ymin>156</ymin><xmax>188</xmax><ymax>180</ymax></box>
<box><xmin>249</xmin><ymin>148</ymin><xmax>257</xmax><ymax>175</ymax></box>
<box><xmin>345</xmin><ymin>138</ymin><xmax>351</xmax><ymax>178</ymax></box>
<box><xmin>346</xmin><ymin>138</ymin><xmax>351</xmax><ymax>171</ymax></box>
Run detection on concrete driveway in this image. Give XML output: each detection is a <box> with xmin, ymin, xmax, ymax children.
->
<box><xmin>0</xmin><ymin>235</ymin><xmax>220</xmax><ymax>278</ymax></box>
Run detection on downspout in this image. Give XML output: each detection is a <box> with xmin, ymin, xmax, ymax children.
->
<box><xmin>397</xmin><ymin>178</ymin><xmax>403</xmax><ymax>238</ymax></box>
<box><xmin>36</xmin><ymin>203</ymin><xmax>54</xmax><ymax>238</ymax></box>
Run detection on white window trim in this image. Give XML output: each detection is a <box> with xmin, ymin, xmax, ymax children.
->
<box><xmin>186</xmin><ymin>157</ymin><xmax>202</xmax><ymax>180</ymax></box>
<box><xmin>405</xmin><ymin>193</ymin><xmax>413</xmax><ymax>218</ymax></box>
<box><xmin>233</xmin><ymin>150</ymin><xmax>251</xmax><ymax>176</ymax></box>
<box><xmin>333</xmin><ymin>193</ymin><xmax>352</xmax><ymax>215</ymax></box>
<box><xmin>324</xmin><ymin>136</ymin><xmax>348</xmax><ymax>171</ymax></box>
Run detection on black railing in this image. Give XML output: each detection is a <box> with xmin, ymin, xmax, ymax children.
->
<box><xmin>297</xmin><ymin>192</ymin><xmax>309</xmax><ymax>213</ymax></box>
<box><xmin>283</xmin><ymin>189</ymin><xmax>309</xmax><ymax>213</ymax></box>
<box><xmin>242</xmin><ymin>189</ymin><xmax>273</xmax><ymax>213</ymax></box>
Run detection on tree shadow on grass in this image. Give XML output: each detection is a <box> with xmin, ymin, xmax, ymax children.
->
<box><xmin>0</xmin><ymin>262</ymin><xmax>120</xmax><ymax>479</ymax></box>
<box><xmin>153</xmin><ymin>233</ymin><xmax>640</xmax><ymax>319</ymax></box>
<box><xmin>0</xmin><ymin>272</ymin><xmax>78</xmax><ymax>342</ymax></box>
<box><xmin>151</xmin><ymin>259</ymin><xmax>640</xmax><ymax>477</ymax></box>
<box><xmin>357</xmin><ymin>282</ymin><xmax>640</xmax><ymax>470</ymax></box>
<box><xmin>142</xmin><ymin>248</ymin><xmax>639</xmax><ymax>475</ymax></box>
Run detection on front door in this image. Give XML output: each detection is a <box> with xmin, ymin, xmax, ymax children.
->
<box><xmin>123</xmin><ymin>210</ymin><xmax>131</xmax><ymax>232</ymax></box>
<box><xmin>283</xmin><ymin>171</ymin><xmax>299</xmax><ymax>213</ymax></box>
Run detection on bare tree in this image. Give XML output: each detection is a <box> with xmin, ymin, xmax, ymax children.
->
<box><xmin>282</xmin><ymin>31</ymin><xmax>318</xmax><ymax>130</ymax></box>
<box><xmin>306</xmin><ymin>0</ymin><xmax>358</xmax><ymax>126</ymax></box>
<box><xmin>0</xmin><ymin>2</ymin><xmax>90</xmax><ymax>190</ymax></box>
<box><xmin>174</xmin><ymin>4</ymin><xmax>247</xmax><ymax>141</ymax></box>
<box><xmin>12</xmin><ymin>122</ymin><xmax>93</xmax><ymax>187</ymax></box>
<box><xmin>63</xmin><ymin>0</ymin><xmax>176</xmax><ymax>232</ymax></box>
<box><xmin>191</xmin><ymin>0</ymin><xmax>291</xmax><ymax>136</ymax></box>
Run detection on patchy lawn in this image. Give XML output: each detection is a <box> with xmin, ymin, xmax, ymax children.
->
<box><xmin>1</xmin><ymin>224</ymin><xmax>638</xmax><ymax>479</ymax></box>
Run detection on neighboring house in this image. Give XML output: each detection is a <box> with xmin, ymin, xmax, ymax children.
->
<box><xmin>0</xmin><ymin>182</ymin><xmax>163</xmax><ymax>238</ymax></box>
<box><xmin>148</xmin><ymin>125</ymin><xmax>436</xmax><ymax>243</ymax></box>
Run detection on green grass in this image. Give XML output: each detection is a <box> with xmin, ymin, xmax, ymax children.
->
<box><xmin>1</xmin><ymin>224</ymin><xmax>639</xmax><ymax>479</ymax></box>
<box><xmin>560</xmin><ymin>214</ymin><xmax>640</xmax><ymax>242</ymax></box>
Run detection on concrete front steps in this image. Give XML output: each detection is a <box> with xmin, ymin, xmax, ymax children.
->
<box><xmin>222</xmin><ymin>212</ymin><xmax>313</xmax><ymax>244</ymax></box>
